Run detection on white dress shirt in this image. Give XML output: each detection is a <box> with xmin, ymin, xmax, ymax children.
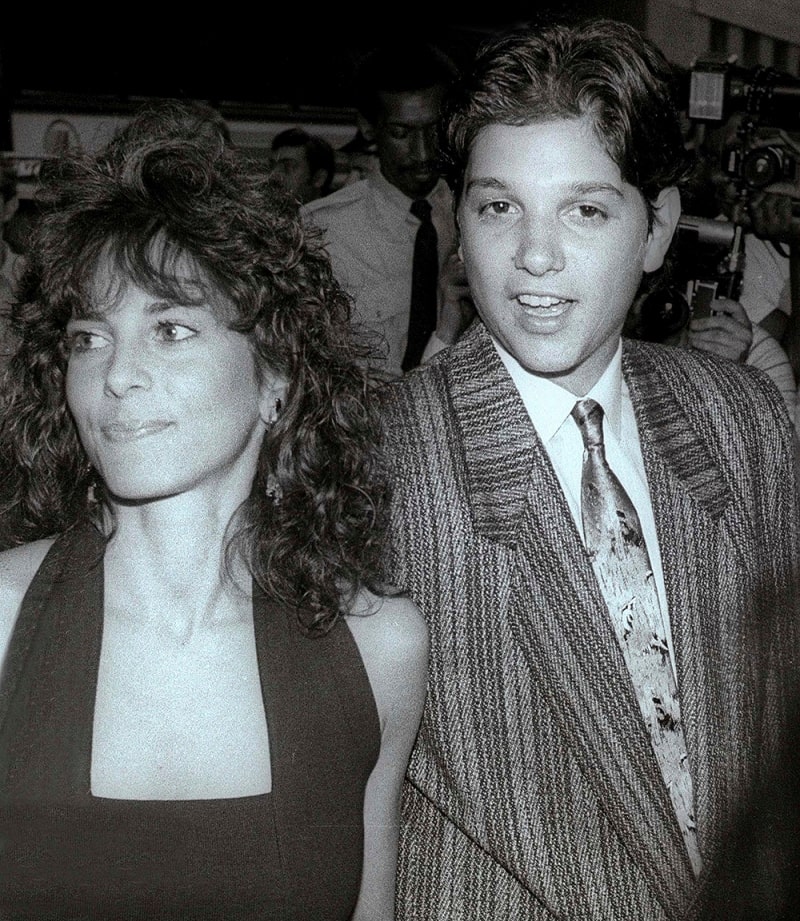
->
<box><xmin>302</xmin><ymin>171</ymin><xmax>458</xmax><ymax>378</ymax></box>
<box><xmin>494</xmin><ymin>338</ymin><xmax>678</xmax><ymax>683</ymax></box>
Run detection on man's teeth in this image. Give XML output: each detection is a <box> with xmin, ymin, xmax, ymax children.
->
<box><xmin>518</xmin><ymin>295</ymin><xmax>567</xmax><ymax>307</ymax></box>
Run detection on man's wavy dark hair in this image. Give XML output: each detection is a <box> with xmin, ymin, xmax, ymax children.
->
<box><xmin>442</xmin><ymin>17</ymin><xmax>694</xmax><ymax>223</ymax></box>
<box><xmin>0</xmin><ymin>99</ymin><xmax>391</xmax><ymax>635</ymax></box>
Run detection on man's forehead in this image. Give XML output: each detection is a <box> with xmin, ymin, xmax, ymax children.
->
<box><xmin>378</xmin><ymin>86</ymin><xmax>446</xmax><ymax>125</ymax></box>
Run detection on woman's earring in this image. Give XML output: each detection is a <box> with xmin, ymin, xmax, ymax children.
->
<box><xmin>265</xmin><ymin>473</ymin><xmax>282</xmax><ymax>505</ymax></box>
<box><xmin>86</xmin><ymin>464</ymin><xmax>101</xmax><ymax>506</ymax></box>
<box><xmin>267</xmin><ymin>398</ymin><xmax>283</xmax><ymax>430</ymax></box>
<box><xmin>265</xmin><ymin>398</ymin><xmax>283</xmax><ymax>504</ymax></box>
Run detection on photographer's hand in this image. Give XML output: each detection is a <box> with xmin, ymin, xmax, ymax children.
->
<box><xmin>688</xmin><ymin>298</ymin><xmax>753</xmax><ymax>363</ymax></box>
<box><xmin>418</xmin><ymin>250</ymin><xmax>476</xmax><ymax>366</ymax></box>
<box><xmin>757</xmin><ymin>130</ymin><xmax>800</xmax><ymax>160</ymax></box>
<box><xmin>746</xmin><ymin>190</ymin><xmax>798</xmax><ymax>244</ymax></box>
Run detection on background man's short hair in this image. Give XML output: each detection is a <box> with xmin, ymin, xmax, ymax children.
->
<box><xmin>353</xmin><ymin>41</ymin><xmax>460</xmax><ymax>124</ymax></box>
<box><xmin>271</xmin><ymin>127</ymin><xmax>335</xmax><ymax>194</ymax></box>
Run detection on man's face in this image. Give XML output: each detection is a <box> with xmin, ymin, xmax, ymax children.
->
<box><xmin>457</xmin><ymin>115</ymin><xmax>677</xmax><ymax>395</ymax></box>
<box><xmin>271</xmin><ymin>147</ymin><xmax>317</xmax><ymax>204</ymax></box>
<box><xmin>370</xmin><ymin>85</ymin><xmax>447</xmax><ymax>199</ymax></box>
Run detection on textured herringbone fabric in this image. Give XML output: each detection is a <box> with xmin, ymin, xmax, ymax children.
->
<box><xmin>402</xmin><ymin>198</ymin><xmax>438</xmax><ymax>371</ymax></box>
<box><xmin>572</xmin><ymin>398</ymin><xmax>701</xmax><ymax>877</ymax></box>
<box><xmin>382</xmin><ymin>322</ymin><xmax>800</xmax><ymax>920</ymax></box>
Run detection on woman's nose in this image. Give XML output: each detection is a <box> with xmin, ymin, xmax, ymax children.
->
<box><xmin>103</xmin><ymin>341</ymin><xmax>152</xmax><ymax>397</ymax></box>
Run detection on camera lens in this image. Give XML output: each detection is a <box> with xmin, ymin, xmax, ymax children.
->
<box><xmin>741</xmin><ymin>147</ymin><xmax>782</xmax><ymax>188</ymax></box>
<box><xmin>633</xmin><ymin>287</ymin><xmax>691</xmax><ymax>343</ymax></box>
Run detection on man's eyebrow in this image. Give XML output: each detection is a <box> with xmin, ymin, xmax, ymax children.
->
<box><xmin>568</xmin><ymin>181</ymin><xmax>624</xmax><ymax>198</ymax></box>
<box><xmin>463</xmin><ymin>177</ymin><xmax>510</xmax><ymax>194</ymax></box>
<box><xmin>463</xmin><ymin>178</ymin><xmax>624</xmax><ymax>198</ymax></box>
<box><xmin>385</xmin><ymin>118</ymin><xmax>439</xmax><ymax>129</ymax></box>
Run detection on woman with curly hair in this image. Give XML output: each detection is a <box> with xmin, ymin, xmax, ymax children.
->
<box><xmin>0</xmin><ymin>100</ymin><xmax>427</xmax><ymax>921</ymax></box>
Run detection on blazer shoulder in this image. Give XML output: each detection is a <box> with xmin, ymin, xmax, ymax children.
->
<box><xmin>624</xmin><ymin>338</ymin><xmax>795</xmax><ymax>458</ymax></box>
<box><xmin>380</xmin><ymin>361</ymin><xmax>450</xmax><ymax>430</ymax></box>
<box><xmin>625</xmin><ymin>337</ymin><xmax>788</xmax><ymax>412</ymax></box>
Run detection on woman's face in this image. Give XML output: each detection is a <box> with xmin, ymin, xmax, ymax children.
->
<box><xmin>65</xmin><ymin>259</ymin><xmax>283</xmax><ymax>505</ymax></box>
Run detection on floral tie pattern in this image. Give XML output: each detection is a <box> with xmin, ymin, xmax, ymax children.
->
<box><xmin>572</xmin><ymin>398</ymin><xmax>702</xmax><ymax>876</ymax></box>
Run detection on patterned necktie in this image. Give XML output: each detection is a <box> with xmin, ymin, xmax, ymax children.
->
<box><xmin>571</xmin><ymin>398</ymin><xmax>702</xmax><ymax>875</ymax></box>
<box><xmin>402</xmin><ymin>198</ymin><xmax>438</xmax><ymax>372</ymax></box>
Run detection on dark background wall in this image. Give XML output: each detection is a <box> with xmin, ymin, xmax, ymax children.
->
<box><xmin>1</xmin><ymin>3</ymin><xmax>645</xmax><ymax>116</ymax></box>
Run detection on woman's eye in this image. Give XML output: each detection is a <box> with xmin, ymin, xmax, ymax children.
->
<box><xmin>64</xmin><ymin>330</ymin><xmax>109</xmax><ymax>353</ymax></box>
<box><xmin>155</xmin><ymin>321</ymin><xmax>197</xmax><ymax>342</ymax></box>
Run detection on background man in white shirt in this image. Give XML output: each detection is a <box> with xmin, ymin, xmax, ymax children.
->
<box><xmin>302</xmin><ymin>41</ymin><xmax>474</xmax><ymax>379</ymax></box>
<box><xmin>269</xmin><ymin>127</ymin><xmax>335</xmax><ymax>205</ymax></box>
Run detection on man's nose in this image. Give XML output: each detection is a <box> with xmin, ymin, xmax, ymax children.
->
<box><xmin>514</xmin><ymin>216</ymin><xmax>566</xmax><ymax>275</ymax></box>
<box><xmin>409</xmin><ymin>126</ymin><xmax>439</xmax><ymax>163</ymax></box>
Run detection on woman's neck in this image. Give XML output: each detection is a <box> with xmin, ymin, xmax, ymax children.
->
<box><xmin>101</xmin><ymin>493</ymin><xmax>253</xmax><ymax>640</ymax></box>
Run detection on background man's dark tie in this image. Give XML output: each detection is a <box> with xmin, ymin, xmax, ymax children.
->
<box><xmin>402</xmin><ymin>198</ymin><xmax>438</xmax><ymax>372</ymax></box>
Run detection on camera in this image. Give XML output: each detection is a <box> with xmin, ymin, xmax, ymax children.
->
<box><xmin>628</xmin><ymin>216</ymin><xmax>742</xmax><ymax>343</ymax></box>
<box><xmin>728</xmin><ymin>144</ymin><xmax>798</xmax><ymax>189</ymax></box>
<box><xmin>687</xmin><ymin>61</ymin><xmax>800</xmax><ymax>192</ymax></box>
<box><xmin>688</xmin><ymin>62</ymin><xmax>800</xmax><ymax>130</ymax></box>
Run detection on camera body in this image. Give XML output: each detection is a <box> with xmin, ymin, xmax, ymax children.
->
<box><xmin>629</xmin><ymin>217</ymin><xmax>741</xmax><ymax>343</ymax></box>
<box><xmin>688</xmin><ymin>61</ymin><xmax>800</xmax><ymax>131</ymax></box>
<box><xmin>688</xmin><ymin>61</ymin><xmax>800</xmax><ymax>191</ymax></box>
<box><xmin>728</xmin><ymin>143</ymin><xmax>798</xmax><ymax>189</ymax></box>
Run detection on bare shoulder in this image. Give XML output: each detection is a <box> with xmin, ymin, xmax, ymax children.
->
<box><xmin>0</xmin><ymin>539</ymin><xmax>55</xmax><ymax>658</ymax></box>
<box><xmin>0</xmin><ymin>538</ymin><xmax>54</xmax><ymax>603</ymax></box>
<box><xmin>345</xmin><ymin>590</ymin><xmax>429</xmax><ymax>732</ymax></box>
<box><xmin>346</xmin><ymin>589</ymin><xmax>429</xmax><ymax>672</ymax></box>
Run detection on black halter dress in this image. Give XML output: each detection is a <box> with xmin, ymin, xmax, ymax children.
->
<box><xmin>0</xmin><ymin>522</ymin><xmax>380</xmax><ymax>920</ymax></box>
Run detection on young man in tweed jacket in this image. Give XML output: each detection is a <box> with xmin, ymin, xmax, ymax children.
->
<box><xmin>381</xmin><ymin>18</ymin><xmax>800</xmax><ymax>920</ymax></box>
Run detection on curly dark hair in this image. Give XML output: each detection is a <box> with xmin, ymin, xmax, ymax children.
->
<box><xmin>0</xmin><ymin>99</ymin><xmax>390</xmax><ymax>634</ymax></box>
<box><xmin>442</xmin><ymin>18</ymin><xmax>695</xmax><ymax>224</ymax></box>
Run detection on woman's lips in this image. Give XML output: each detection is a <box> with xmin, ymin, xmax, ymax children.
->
<box><xmin>100</xmin><ymin>420</ymin><xmax>173</xmax><ymax>442</ymax></box>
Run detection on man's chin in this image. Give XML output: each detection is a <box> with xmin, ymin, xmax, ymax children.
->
<box><xmin>402</xmin><ymin>172</ymin><xmax>439</xmax><ymax>198</ymax></box>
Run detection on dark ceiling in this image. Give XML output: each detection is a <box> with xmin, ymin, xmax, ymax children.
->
<box><xmin>2</xmin><ymin>3</ymin><xmax>645</xmax><ymax>117</ymax></box>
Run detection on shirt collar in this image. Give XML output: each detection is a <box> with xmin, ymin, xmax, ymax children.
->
<box><xmin>493</xmin><ymin>339</ymin><xmax>624</xmax><ymax>444</ymax></box>
<box><xmin>368</xmin><ymin>169</ymin><xmax>447</xmax><ymax>218</ymax></box>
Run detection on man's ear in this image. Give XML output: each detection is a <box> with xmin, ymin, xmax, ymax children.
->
<box><xmin>644</xmin><ymin>186</ymin><xmax>681</xmax><ymax>273</ymax></box>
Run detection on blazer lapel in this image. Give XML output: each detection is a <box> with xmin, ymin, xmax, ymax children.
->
<box><xmin>623</xmin><ymin>341</ymin><xmax>734</xmax><ymax>874</ymax></box>
<box><xmin>446</xmin><ymin>322</ymin><xmax>536</xmax><ymax>546</ymax></box>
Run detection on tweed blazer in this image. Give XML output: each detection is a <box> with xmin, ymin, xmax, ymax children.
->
<box><xmin>381</xmin><ymin>321</ymin><xmax>800</xmax><ymax>921</ymax></box>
